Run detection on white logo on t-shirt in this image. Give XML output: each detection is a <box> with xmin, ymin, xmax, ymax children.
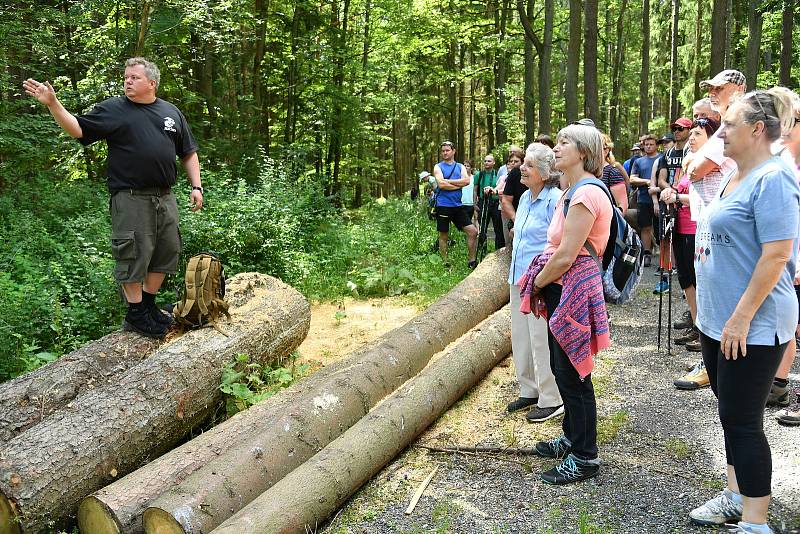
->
<box><xmin>163</xmin><ymin>117</ymin><xmax>176</xmax><ymax>132</ymax></box>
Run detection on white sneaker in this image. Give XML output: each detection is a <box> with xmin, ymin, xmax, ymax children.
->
<box><xmin>726</xmin><ymin>522</ymin><xmax>774</xmax><ymax>534</ymax></box>
<box><xmin>689</xmin><ymin>489</ymin><xmax>743</xmax><ymax>526</ymax></box>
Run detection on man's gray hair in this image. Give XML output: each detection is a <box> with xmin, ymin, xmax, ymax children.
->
<box><xmin>555</xmin><ymin>124</ymin><xmax>605</xmax><ymax>178</ymax></box>
<box><xmin>524</xmin><ymin>142</ymin><xmax>561</xmax><ymax>188</ymax></box>
<box><xmin>125</xmin><ymin>57</ymin><xmax>160</xmax><ymax>88</ymax></box>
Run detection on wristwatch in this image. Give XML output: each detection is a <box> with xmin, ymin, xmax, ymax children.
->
<box><xmin>506</xmin><ymin>220</ymin><xmax>514</xmax><ymax>230</ymax></box>
<box><xmin>192</xmin><ymin>186</ymin><xmax>204</xmax><ymax>194</ymax></box>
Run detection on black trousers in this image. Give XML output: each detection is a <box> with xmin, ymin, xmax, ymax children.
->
<box><xmin>477</xmin><ymin>197</ymin><xmax>505</xmax><ymax>250</ymax></box>
<box><xmin>543</xmin><ymin>284</ymin><xmax>598</xmax><ymax>460</ymax></box>
<box><xmin>700</xmin><ymin>332</ymin><xmax>786</xmax><ymax>497</ymax></box>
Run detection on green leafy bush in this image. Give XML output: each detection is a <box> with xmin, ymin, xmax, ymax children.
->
<box><xmin>219</xmin><ymin>352</ymin><xmax>310</xmax><ymax>416</ymax></box>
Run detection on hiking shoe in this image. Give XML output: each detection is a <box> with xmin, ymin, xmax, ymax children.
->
<box><xmin>675</xmin><ymin>326</ymin><xmax>699</xmax><ymax>345</ymax></box>
<box><xmin>685</xmin><ymin>338</ymin><xmax>702</xmax><ymax>352</ymax></box>
<box><xmin>643</xmin><ymin>253</ymin><xmax>652</xmax><ymax>267</ymax></box>
<box><xmin>776</xmin><ymin>408</ymin><xmax>800</xmax><ymax>426</ymax></box>
<box><xmin>540</xmin><ymin>453</ymin><xmax>600</xmax><ymax>485</ymax></box>
<box><xmin>725</xmin><ymin>522</ymin><xmax>774</xmax><ymax>534</ymax></box>
<box><xmin>533</xmin><ymin>435</ymin><xmax>571</xmax><ymax>459</ymax></box>
<box><xmin>767</xmin><ymin>383</ymin><xmax>790</xmax><ymax>407</ymax></box>
<box><xmin>673</xmin><ymin>310</ymin><xmax>693</xmax><ymax>330</ymax></box>
<box><xmin>506</xmin><ymin>397</ymin><xmax>538</xmax><ymax>413</ymax></box>
<box><xmin>689</xmin><ymin>489</ymin><xmax>743</xmax><ymax>526</ymax></box>
<box><xmin>123</xmin><ymin>304</ymin><xmax>169</xmax><ymax>339</ymax></box>
<box><xmin>525</xmin><ymin>404</ymin><xmax>564</xmax><ymax>423</ymax></box>
<box><xmin>468</xmin><ymin>260</ymin><xmax>478</xmax><ymax>270</ymax></box>
<box><xmin>150</xmin><ymin>305</ymin><xmax>175</xmax><ymax>327</ymax></box>
<box><xmin>653</xmin><ymin>280</ymin><xmax>670</xmax><ymax>294</ymax></box>
<box><xmin>674</xmin><ymin>361</ymin><xmax>709</xmax><ymax>390</ymax></box>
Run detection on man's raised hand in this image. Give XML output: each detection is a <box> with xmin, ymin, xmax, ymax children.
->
<box><xmin>23</xmin><ymin>79</ymin><xmax>56</xmax><ymax>106</ymax></box>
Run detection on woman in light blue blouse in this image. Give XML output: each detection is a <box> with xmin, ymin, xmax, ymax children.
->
<box><xmin>506</xmin><ymin>143</ymin><xmax>564</xmax><ymax>423</ymax></box>
<box><xmin>689</xmin><ymin>88</ymin><xmax>800</xmax><ymax>534</ymax></box>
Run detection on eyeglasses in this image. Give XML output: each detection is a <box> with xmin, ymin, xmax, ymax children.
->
<box><xmin>671</xmin><ymin>126</ymin><xmax>687</xmax><ymax>132</ymax></box>
<box><xmin>794</xmin><ymin>117</ymin><xmax>800</xmax><ymax>127</ymax></box>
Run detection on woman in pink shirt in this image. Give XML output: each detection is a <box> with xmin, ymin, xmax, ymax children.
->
<box><xmin>524</xmin><ymin>124</ymin><xmax>613</xmax><ymax>485</ymax></box>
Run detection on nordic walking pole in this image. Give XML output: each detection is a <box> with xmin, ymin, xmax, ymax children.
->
<box><xmin>657</xmin><ymin>213</ymin><xmax>665</xmax><ymax>350</ymax></box>
<box><xmin>664</xmin><ymin>207</ymin><xmax>675</xmax><ymax>355</ymax></box>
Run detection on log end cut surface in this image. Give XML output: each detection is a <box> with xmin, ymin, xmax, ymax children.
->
<box><xmin>77</xmin><ymin>496</ymin><xmax>122</xmax><ymax>534</ymax></box>
<box><xmin>0</xmin><ymin>494</ymin><xmax>21</xmax><ymax>534</ymax></box>
<box><xmin>142</xmin><ymin>507</ymin><xmax>186</xmax><ymax>534</ymax></box>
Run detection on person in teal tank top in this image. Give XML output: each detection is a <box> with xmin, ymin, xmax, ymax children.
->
<box><xmin>433</xmin><ymin>141</ymin><xmax>478</xmax><ymax>268</ymax></box>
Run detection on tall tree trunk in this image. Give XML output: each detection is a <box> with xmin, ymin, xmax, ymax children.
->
<box><xmin>523</xmin><ymin>12</ymin><xmax>535</xmax><ymax>143</ymax></box>
<box><xmin>539</xmin><ymin>0</ymin><xmax>553</xmax><ymax>135</ymax></box>
<box><xmin>693</xmin><ymin>0</ymin><xmax>703</xmax><ymax>101</ymax></box>
<box><xmin>724</xmin><ymin>0</ymin><xmax>733</xmax><ymax>67</ymax></box>
<box><xmin>669</xmin><ymin>0</ymin><xmax>680</xmax><ymax>120</ymax></box>
<box><xmin>252</xmin><ymin>0</ymin><xmax>268</xmax><ymax>139</ymax></box>
<box><xmin>485</xmin><ymin>51</ymin><xmax>495</xmax><ymax>149</ymax></box>
<box><xmin>566</xmin><ymin>0</ymin><xmax>581</xmax><ymax>123</ymax></box>
<box><xmin>354</xmin><ymin>0</ymin><xmax>371</xmax><ymax>207</ymax></box>
<box><xmin>284</xmin><ymin>4</ymin><xmax>302</xmax><ymax>144</ymax></box>
<box><xmin>134</xmin><ymin>0</ymin><xmax>157</xmax><ymax>56</ymax></box>
<box><xmin>710</xmin><ymin>0</ymin><xmax>728</xmax><ymax>75</ymax></box>
<box><xmin>745</xmin><ymin>1</ymin><xmax>762</xmax><ymax>91</ymax></box>
<box><xmin>494</xmin><ymin>0</ymin><xmax>509</xmax><ymax>145</ymax></box>
<box><xmin>610</xmin><ymin>0</ymin><xmax>628</xmax><ymax>143</ymax></box>
<box><xmin>639</xmin><ymin>0</ymin><xmax>650</xmax><ymax>134</ymax></box>
<box><xmin>325</xmin><ymin>0</ymin><xmax>351</xmax><ymax>204</ymax></box>
<box><xmin>583</xmin><ymin>0</ymin><xmax>599</xmax><ymax>123</ymax></box>
<box><xmin>457</xmin><ymin>45</ymin><xmax>466</xmax><ymax>158</ymax></box>
<box><xmin>780</xmin><ymin>0</ymin><xmax>793</xmax><ymax>86</ymax></box>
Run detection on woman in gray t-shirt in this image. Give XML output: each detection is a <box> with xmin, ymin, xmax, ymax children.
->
<box><xmin>689</xmin><ymin>89</ymin><xmax>800</xmax><ymax>534</ymax></box>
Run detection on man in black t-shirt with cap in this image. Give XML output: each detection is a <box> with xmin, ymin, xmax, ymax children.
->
<box><xmin>23</xmin><ymin>57</ymin><xmax>203</xmax><ymax>339</ymax></box>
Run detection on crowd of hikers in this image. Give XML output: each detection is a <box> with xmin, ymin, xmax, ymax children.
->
<box><xmin>419</xmin><ymin>69</ymin><xmax>800</xmax><ymax>533</ymax></box>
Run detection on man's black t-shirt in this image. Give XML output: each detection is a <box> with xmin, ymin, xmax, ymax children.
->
<box><xmin>76</xmin><ymin>97</ymin><xmax>198</xmax><ymax>191</ymax></box>
<box><xmin>502</xmin><ymin>167</ymin><xmax>527</xmax><ymax>210</ymax></box>
<box><xmin>656</xmin><ymin>146</ymin><xmax>688</xmax><ymax>186</ymax></box>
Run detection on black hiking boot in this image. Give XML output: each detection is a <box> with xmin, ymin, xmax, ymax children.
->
<box><xmin>123</xmin><ymin>302</ymin><xmax>169</xmax><ymax>339</ymax></box>
<box><xmin>540</xmin><ymin>454</ymin><xmax>600</xmax><ymax>485</ymax></box>
<box><xmin>143</xmin><ymin>291</ymin><xmax>175</xmax><ymax>327</ymax></box>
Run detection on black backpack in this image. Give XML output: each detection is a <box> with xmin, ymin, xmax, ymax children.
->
<box><xmin>564</xmin><ymin>178</ymin><xmax>643</xmax><ymax>304</ymax></box>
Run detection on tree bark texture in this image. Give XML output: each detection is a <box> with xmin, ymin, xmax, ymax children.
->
<box><xmin>669</xmin><ymin>0</ymin><xmax>680</xmax><ymax>120</ymax></box>
<box><xmin>639</xmin><ymin>0</ymin><xmax>650</xmax><ymax>134</ymax></box>
<box><xmin>0</xmin><ymin>273</ymin><xmax>311</xmax><ymax>534</ymax></box>
<box><xmin>153</xmin><ymin>307</ymin><xmax>512</xmax><ymax>534</ymax></box>
<box><xmin>583</xmin><ymin>0</ymin><xmax>599</xmax><ymax>123</ymax></box>
<box><xmin>566</xmin><ymin>0</ymin><xmax>581</xmax><ymax>123</ymax></box>
<box><xmin>0</xmin><ymin>331</ymin><xmax>161</xmax><ymax>444</ymax></box>
<box><xmin>745</xmin><ymin>1</ymin><xmax>762</xmax><ymax>92</ymax></box>
<box><xmin>609</xmin><ymin>0</ymin><xmax>628</xmax><ymax>143</ymax></box>
<box><xmin>710</xmin><ymin>0</ymin><xmax>728</xmax><ymax>75</ymax></box>
<box><xmin>78</xmin><ymin>250</ymin><xmax>512</xmax><ymax>534</ymax></box>
<box><xmin>780</xmin><ymin>0</ymin><xmax>793</xmax><ymax>87</ymax></box>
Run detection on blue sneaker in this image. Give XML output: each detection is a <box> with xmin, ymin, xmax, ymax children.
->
<box><xmin>653</xmin><ymin>280</ymin><xmax>670</xmax><ymax>294</ymax></box>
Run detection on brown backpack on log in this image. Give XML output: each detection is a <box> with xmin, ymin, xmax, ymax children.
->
<box><xmin>174</xmin><ymin>253</ymin><xmax>231</xmax><ymax>331</ymax></box>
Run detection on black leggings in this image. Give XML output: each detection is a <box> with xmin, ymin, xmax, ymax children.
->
<box><xmin>543</xmin><ymin>284</ymin><xmax>598</xmax><ymax>461</ymax></box>
<box><xmin>700</xmin><ymin>332</ymin><xmax>786</xmax><ymax>497</ymax></box>
<box><xmin>672</xmin><ymin>233</ymin><xmax>696</xmax><ymax>290</ymax></box>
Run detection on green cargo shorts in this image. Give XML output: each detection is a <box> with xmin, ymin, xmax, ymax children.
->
<box><xmin>109</xmin><ymin>187</ymin><xmax>181</xmax><ymax>283</ymax></box>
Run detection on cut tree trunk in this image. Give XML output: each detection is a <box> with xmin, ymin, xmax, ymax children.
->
<box><xmin>0</xmin><ymin>273</ymin><xmax>311</xmax><ymax>534</ymax></box>
<box><xmin>201</xmin><ymin>307</ymin><xmax>511</xmax><ymax>534</ymax></box>
<box><xmin>78</xmin><ymin>249</ymin><xmax>511</xmax><ymax>534</ymax></box>
<box><xmin>0</xmin><ymin>332</ymin><xmax>161</xmax><ymax>444</ymax></box>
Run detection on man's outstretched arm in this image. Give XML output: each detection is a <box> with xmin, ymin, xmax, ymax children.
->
<box><xmin>22</xmin><ymin>79</ymin><xmax>82</xmax><ymax>138</ymax></box>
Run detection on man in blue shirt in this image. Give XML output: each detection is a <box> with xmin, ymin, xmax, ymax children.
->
<box><xmin>630</xmin><ymin>134</ymin><xmax>660</xmax><ymax>266</ymax></box>
<box><xmin>433</xmin><ymin>141</ymin><xmax>478</xmax><ymax>268</ymax></box>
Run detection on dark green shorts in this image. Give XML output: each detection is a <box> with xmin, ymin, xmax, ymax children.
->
<box><xmin>110</xmin><ymin>188</ymin><xmax>180</xmax><ymax>283</ymax></box>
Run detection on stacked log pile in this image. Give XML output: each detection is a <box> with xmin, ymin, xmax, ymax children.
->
<box><xmin>79</xmin><ymin>249</ymin><xmax>511</xmax><ymax>534</ymax></box>
<box><xmin>0</xmin><ymin>273</ymin><xmax>311</xmax><ymax>533</ymax></box>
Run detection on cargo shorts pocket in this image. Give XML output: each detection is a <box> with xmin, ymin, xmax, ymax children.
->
<box><xmin>111</xmin><ymin>231</ymin><xmax>137</xmax><ymax>279</ymax></box>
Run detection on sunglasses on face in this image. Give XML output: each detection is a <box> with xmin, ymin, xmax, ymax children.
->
<box><xmin>671</xmin><ymin>126</ymin><xmax>687</xmax><ymax>132</ymax></box>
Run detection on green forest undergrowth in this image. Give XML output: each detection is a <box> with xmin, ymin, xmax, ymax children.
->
<box><xmin>0</xmin><ymin>154</ymin><xmax>473</xmax><ymax>381</ymax></box>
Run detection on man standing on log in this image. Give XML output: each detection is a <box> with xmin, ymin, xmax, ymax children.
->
<box><xmin>23</xmin><ymin>57</ymin><xmax>203</xmax><ymax>339</ymax></box>
<box><xmin>433</xmin><ymin>140</ymin><xmax>478</xmax><ymax>268</ymax></box>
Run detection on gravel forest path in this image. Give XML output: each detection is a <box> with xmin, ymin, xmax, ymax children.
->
<box><xmin>298</xmin><ymin>268</ymin><xmax>800</xmax><ymax>534</ymax></box>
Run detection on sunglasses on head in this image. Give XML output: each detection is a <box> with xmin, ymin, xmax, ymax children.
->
<box><xmin>440</xmin><ymin>141</ymin><xmax>454</xmax><ymax>148</ymax></box>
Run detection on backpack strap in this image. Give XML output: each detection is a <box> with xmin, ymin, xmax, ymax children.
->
<box><xmin>178</xmin><ymin>255</ymin><xmax>202</xmax><ymax>319</ymax></box>
<box><xmin>563</xmin><ymin>177</ymin><xmax>616</xmax><ymax>271</ymax></box>
<box><xmin>195</xmin><ymin>255</ymin><xmax>213</xmax><ymax>317</ymax></box>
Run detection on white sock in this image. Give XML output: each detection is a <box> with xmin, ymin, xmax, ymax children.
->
<box><xmin>725</xmin><ymin>488</ymin><xmax>744</xmax><ymax>505</ymax></box>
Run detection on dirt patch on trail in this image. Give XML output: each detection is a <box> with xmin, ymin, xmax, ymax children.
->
<box><xmin>295</xmin><ymin>297</ymin><xmax>420</xmax><ymax>365</ymax></box>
